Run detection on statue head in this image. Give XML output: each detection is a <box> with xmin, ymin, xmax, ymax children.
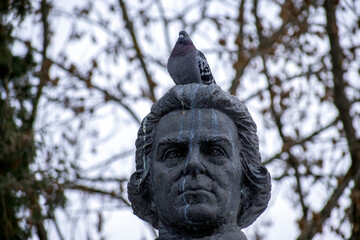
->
<box><xmin>128</xmin><ymin>83</ymin><xmax>271</xmax><ymax>238</ymax></box>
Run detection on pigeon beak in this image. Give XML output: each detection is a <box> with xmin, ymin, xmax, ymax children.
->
<box><xmin>179</xmin><ymin>35</ymin><xmax>184</xmax><ymax>38</ymax></box>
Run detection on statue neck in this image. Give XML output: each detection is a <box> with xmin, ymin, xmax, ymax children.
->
<box><xmin>156</xmin><ymin>224</ymin><xmax>247</xmax><ymax>240</ymax></box>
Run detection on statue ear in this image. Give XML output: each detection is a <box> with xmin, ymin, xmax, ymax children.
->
<box><xmin>148</xmin><ymin>181</ymin><xmax>157</xmax><ymax>212</ymax></box>
<box><xmin>146</xmin><ymin>170</ymin><xmax>161</xmax><ymax>228</ymax></box>
<box><xmin>128</xmin><ymin>170</ymin><xmax>159</xmax><ymax>229</ymax></box>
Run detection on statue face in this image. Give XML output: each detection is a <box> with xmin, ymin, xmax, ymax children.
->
<box><xmin>151</xmin><ymin>108</ymin><xmax>242</xmax><ymax>233</ymax></box>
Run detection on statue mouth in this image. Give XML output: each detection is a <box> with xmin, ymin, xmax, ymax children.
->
<box><xmin>183</xmin><ymin>188</ymin><xmax>210</xmax><ymax>193</ymax></box>
<box><xmin>179</xmin><ymin>176</ymin><xmax>213</xmax><ymax>193</ymax></box>
<box><xmin>183</xmin><ymin>185</ymin><xmax>210</xmax><ymax>191</ymax></box>
<box><xmin>180</xmin><ymin>189</ymin><xmax>214</xmax><ymax>204</ymax></box>
<box><xmin>176</xmin><ymin>176</ymin><xmax>214</xmax><ymax>205</ymax></box>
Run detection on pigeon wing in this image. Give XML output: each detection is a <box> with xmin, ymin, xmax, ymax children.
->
<box><xmin>196</xmin><ymin>50</ymin><xmax>216</xmax><ymax>85</ymax></box>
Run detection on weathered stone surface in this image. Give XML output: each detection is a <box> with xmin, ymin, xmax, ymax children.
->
<box><xmin>128</xmin><ymin>83</ymin><xmax>271</xmax><ymax>239</ymax></box>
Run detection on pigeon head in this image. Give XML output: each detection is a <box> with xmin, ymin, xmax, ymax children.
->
<box><xmin>177</xmin><ymin>30</ymin><xmax>193</xmax><ymax>45</ymax></box>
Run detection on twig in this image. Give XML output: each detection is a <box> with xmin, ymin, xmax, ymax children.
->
<box><xmin>155</xmin><ymin>0</ymin><xmax>171</xmax><ymax>53</ymax></box>
<box><xmin>29</xmin><ymin>1</ymin><xmax>52</xmax><ymax>239</ymax></box>
<box><xmin>262</xmin><ymin>53</ymin><xmax>309</xmax><ymax>219</ymax></box>
<box><xmin>54</xmin><ymin>61</ymin><xmax>141</xmax><ymax>124</ymax></box>
<box><xmin>27</xmin><ymin>0</ymin><xmax>51</xmax><ymax>131</ymax></box>
<box><xmin>52</xmin><ymin>215</ymin><xmax>65</xmax><ymax>240</ymax></box>
<box><xmin>76</xmin><ymin>176</ymin><xmax>128</xmax><ymax>183</ymax></box>
<box><xmin>325</xmin><ymin>0</ymin><xmax>359</xmax><ymax>168</ymax></box>
<box><xmin>14</xmin><ymin>36</ymin><xmax>141</xmax><ymax>124</ymax></box>
<box><xmin>256</xmin><ymin>0</ymin><xmax>310</xmax><ymax>218</ymax></box>
<box><xmin>297</xmin><ymin>165</ymin><xmax>360</xmax><ymax>240</ymax></box>
<box><xmin>321</xmin><ymin>1</ymin><xmax>360</xmax><ymax>239</ymax></box>
<box><xmin>67</xmin><ymin>184</ymin><xmax>131</xmax><ymax>207</ymax></box>
<box><xmin>229</xmin><ymin>0</ymin><xmax>246</xmax><ymax>95</ymax></box>
<box><xmin>262</xmin><ymin>116</ymin><xmax>339</xmax><ymax>165</ymax></box>
<box><xmin>118</xmin><ymin>0</ymin><xmax>157</xmax><ymax>102</ymax></box>
<box><xmin>84</xmin><ymin>149</ymin><xmax>134</xmax><ymax>172</ymax></box>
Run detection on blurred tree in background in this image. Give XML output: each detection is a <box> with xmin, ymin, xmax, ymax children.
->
<box><xmin>0</xmin><ymin>0</ymin><xmax>359</xmax><ymax>239</ymax></box>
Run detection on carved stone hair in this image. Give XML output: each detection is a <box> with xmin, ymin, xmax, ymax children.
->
<box><xmin>128</xmin><ymin>83</ymin><xmax>271</xmax><ymax>229</ymax></box>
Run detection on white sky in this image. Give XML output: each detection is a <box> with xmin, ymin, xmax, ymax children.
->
<box><xmin>13</xmin><ymin>0</ymin><xmax>358</xmax><ymax>239</ymax></box>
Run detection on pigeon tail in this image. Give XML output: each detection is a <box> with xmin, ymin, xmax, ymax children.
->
<box><xmin>197</xmin><ymin>51</ymin><xmax>216</xmax><ymax>85</ymax></box>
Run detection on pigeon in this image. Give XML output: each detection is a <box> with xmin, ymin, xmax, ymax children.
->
<box><xmin>167</xmin><ymin>30</ymin><xmax>216</xmax><ymax>85</ymax></box>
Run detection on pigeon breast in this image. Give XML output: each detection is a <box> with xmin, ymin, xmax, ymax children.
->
<box><xmin>167</xmin><ymin>48</ymin><xmax>202</xmax><ymax>85</ymax></box>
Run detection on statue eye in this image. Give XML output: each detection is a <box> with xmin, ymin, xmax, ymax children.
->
<box><xmin>207</xmin><ymin>146</ymin><xmax>225</xmax><ymax>157</ymax></box>
<box><xmin>202</xmin><ymin>142</ymin><xmax>226</xmax><ymax>157</ymax></box>
<box><xmin>201</xmin><ymin>142</ymin><xmax>228</xmax><ymax>165</ymax></box>
<box><xmin>164</xmin><ymin>148</ymin><xmax>184</xmax><ymax>159</ymax></box>
<box><xmin>162</xmin><ymin>146</ymin><xmax>186</xmax><ymax>168</ymax></box>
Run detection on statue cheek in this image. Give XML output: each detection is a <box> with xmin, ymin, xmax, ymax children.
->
<box><xmin>210</xmin><ymin>160</ymin><xmax>236</xmax><ymax>181</ymax></box>
<box><xmin>152</xmin><ymin>163</ymin><xmax>181</xmax><ymax>194</ymax></box>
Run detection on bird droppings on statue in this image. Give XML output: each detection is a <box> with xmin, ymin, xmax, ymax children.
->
<box><xmin>167</xmin><ymin>30</ymin><xmax>216</xmax><ymax>85</ymax></box>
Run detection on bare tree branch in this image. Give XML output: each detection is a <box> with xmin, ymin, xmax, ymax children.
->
<box><xmin>229</xmin><ymin>0</ymin><xmax>247</xmax><ymax>95</ymax></box>
<box><xmin>295</xmin><ymin>1</ymin><xmax>360</xmax><ymax>238</ymax></box>
<box><xmin>324</xmin><ymin>1</ymin><xmax>360</xmax><ymax>239</ymax></box>
<box><xmin>325</xmin><ymin>0</ymin><xmax>360</xmax><ymax>168</ymax></box>
<box><xmin>27</xmin><ymin>0</ymin><xmax>52</xmax><ymax>131</ymax></box>
<box><xmin>67</xmin><ymin>184</ymin><xmax>131</xmax><ymax>207</ymax></box>
<box><xmin>14</xmin><ymin>36</ymin><xmax>141</xmax><ymax>124</ymax></box>
<box><xmin>263</xmin><ymin>116</ymin><xmax>339</xmax><ymax>165</ymax></box>
<box><xmin>156</xmin><ymin>0</ymin><xmax>172</xmax><ymax>53</ymax></box>
<box><xmin>255</xmin><ymin>1</ymin><xmax>310</xmax><ymax>218</ymax></box>
<box><xmin>53</xmin><ymin>61</ymin><xmax>141</xmax><ymax>124</ymax></box>
<box><xmin>84</xmin><ymin>149</ymin><xmax>134</xmax><ymax>172</ymax></box>
<box><xmin>261</xmin><ymin>55</ymin><xmax>309</xmax><ymax>220</ymax></box>
<box><xmin>297</xmin><ymin>166</ymin><xmax>360</xmax><ymax>240</ymax></box>
<box><xmin>51</xmin><ymin>214</ymin><xmax>65</xmax><ymax>240</ymax></box>
<box><xmin>29</xmin><ymin>193</ymin><xmax>48</xmax><ymax>240</ymax></box>
<box><xmin>118</xmin><ymin>0</ymin><xmax>157</xmax><ymax>102</ymax></box>
<box><xmin>29</xmin><ymin>1</ymin><xmax>52</xmax><ymax>239</ymax></box>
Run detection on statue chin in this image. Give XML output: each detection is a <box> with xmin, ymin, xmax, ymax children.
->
<box><xmin>184</xmin><ymin>205</ymin><xmax>216</xmax><ymax>222</ymax></box>
<box><xmin>167</xmin><ymin>204</ymin><xmax>225</xmax><ymax>235</ymax></box>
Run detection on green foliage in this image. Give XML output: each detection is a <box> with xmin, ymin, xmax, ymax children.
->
<box><xmin>0</xmin><ymin>1</ymin><xmax>66</xmax><ymax>239</ymax></box>
<box><xmin>0</xmin><ymin>0</ymin><xmax>32</xmax><ymax>20</ymax></box>
<box><xmin>0</xmin><ymin>99</ymin><xmax>33</xmax><ymax>240</ymax></box>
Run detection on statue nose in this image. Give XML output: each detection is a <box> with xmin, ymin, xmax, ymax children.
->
<box><xmin>183</xmin><ymin>146</ymin><xmax>205</xmax><ymax>175</ymax></box>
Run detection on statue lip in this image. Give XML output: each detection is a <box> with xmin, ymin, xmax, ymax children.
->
<box><xmin>183</xmin><ymin>188</ymin><xmax>210</xmax><ymax>193</ymax></box>
<box><xmin>180</xmin><ymin>189</ymin><xmax>214</xmax><ymax>204</ymax></box>
<box><xmin>181</xmin><ymin>186</ymin><xmax>213</xmax><ymax>194</ymax></box>
<box><xmin>179</xmin><ymin>178</ymin><xmax>212</xmax><ymax>193</ymax></box>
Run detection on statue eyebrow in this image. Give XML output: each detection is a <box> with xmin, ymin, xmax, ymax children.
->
<box><xmin>155</xmin><ymin>138</ymin><xmax>188</xmax><ymax>157</ymax></box>
<box><xmin>157</xmin><ymin>137</ymin><xmax>189</xmax><ymax>146</ymax></box>
<box><xmin>200</xmin><ymin>136</ymin><xmax>232</xmax><ymax>145</ymax></box>
<box><xmin>157</xmin><ymin>135</ymin><xmax>233</xmax><ymax>147</ymax></box>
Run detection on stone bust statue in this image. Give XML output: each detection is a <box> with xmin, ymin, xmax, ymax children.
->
<box><xmin>128</xmin><ymin>83</ymin><xmax>271</xmax><ymax>240</ymax></box>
